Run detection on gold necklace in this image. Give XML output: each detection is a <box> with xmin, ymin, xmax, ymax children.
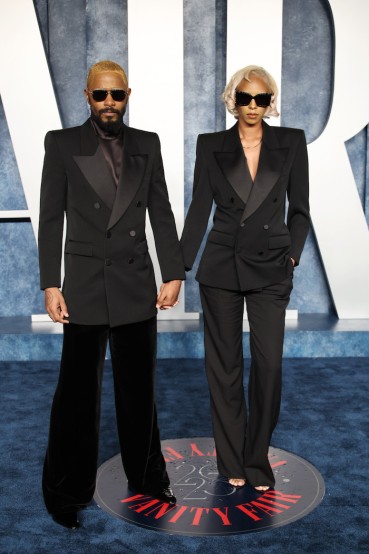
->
<box><xmin>241</xmin><ymin>137</ymin><xmax>262</xmax><ymax>150</ymax></box>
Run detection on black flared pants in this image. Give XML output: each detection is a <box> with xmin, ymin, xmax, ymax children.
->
<box><xmin>42</xmin><ymin>316</ymin><xmax>169</xmax><ymax>515</ymax></box>
<box><xmin>200</xmin><ymin>278</ymin><xmax>292</xmax><ymax>488</ymax></box>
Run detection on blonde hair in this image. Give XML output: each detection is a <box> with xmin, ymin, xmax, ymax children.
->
<box><xmin>222</xmin><ymin>65</ymin><xmax>279</xmax><ymax>119</ymax></box>
<box><xmin>87</xmin><ymin>60</ymin><xmax>128</xmax><ymax>89</ymax></box>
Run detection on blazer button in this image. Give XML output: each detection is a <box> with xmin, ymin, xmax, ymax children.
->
<box><xmin>263</xmin><ymin>224</ymin><xmax>269</xmax><ymax>230</ymax></box>
<box><xmin>230</xmin><ymin>197</ymin><xmax>234</xmax><ymax>203</ymax></box>
<box><xmin>128</xmin><ymin>258</ymin><xmax>134</xmax><ymax>264</ymax></box>
<box><xmin>105</xmin><ymin>258</ymin><xmax>112</xmax><ymax>266</ymax></box>
<box><xmin>106</xmin><ymin>231</ymin><xmax>111</xmax><ymax>239</ymax></box>
<box><xmin>240</xmin><ymin>222</ymin><xmax>245</xmax><ymax>228</ymax></box>
<box><xmin>94</xmin><ymin>202</ymin><xmax>100</xmax><ymax>209</ymax></box>
<box><xmin>129</xmin><ymin>230</ymin><xmax>136</xmax><ymax>237</ymax></box>
<box><xmin>258</xmin><ymin>251</ymin><xmax>264</xmax><ymax>256</ymax></box>
<box><xmin>136</xmin><ymin>201</ymin><xmax>142</xmax><ymax>207</ymax></box>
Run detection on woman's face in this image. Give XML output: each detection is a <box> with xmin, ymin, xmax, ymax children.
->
<box><xmin>236</xmin><ymin>75</ymin><xmax>271</xmax><ymax>127</ymax></box>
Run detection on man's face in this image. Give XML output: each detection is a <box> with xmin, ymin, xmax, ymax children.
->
<box><xmin>84</xmin><ymin>71</ymin><xmax>131</xmax><ymax>132</ymax></box>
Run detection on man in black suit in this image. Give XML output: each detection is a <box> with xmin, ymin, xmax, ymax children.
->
<box><xmin>39</xmin><ymin>60</ymin><xmax>184</xmax><ymax>529</ymax></box>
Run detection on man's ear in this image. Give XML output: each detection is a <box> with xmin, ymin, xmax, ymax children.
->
<box><xmin>84</xmin><ymin>89</ymin><xmax>90</xmax><ymax>104</ymax></box>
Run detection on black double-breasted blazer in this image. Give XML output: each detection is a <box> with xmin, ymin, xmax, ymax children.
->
<box><xmin>181</xmin><ymin>121</ymin><xmax>310</xmax><ymax>290</ymax></box>
<box><xmin>38</xmin><ymin>119</ymin><xmax>185</xmax><ymax>326</ymax></box>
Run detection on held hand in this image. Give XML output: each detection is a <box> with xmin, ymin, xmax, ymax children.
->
<box><xmin>45</xmin><ymin>287</ymin><xmax>69</xmax><ymax>323</ymax></box>
<box><xmin>156</xmin><ymin>280</ymin><xmax>182</xmax><ymax>310</ymax></box>
<box><xmin>290</xmin><ymin>257</ymin><xmax>296</xmax><ymax>267</ymax></box>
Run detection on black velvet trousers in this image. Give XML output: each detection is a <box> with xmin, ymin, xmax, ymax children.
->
<box><xmin>200</xmin><ymin>277</ymin><xmax>293</xmax><ymax>488</ymax></box>
<box><xmin>42</xmin><ymin>316</ymin><xmax>169</xmax><ymax>515</ymax></box>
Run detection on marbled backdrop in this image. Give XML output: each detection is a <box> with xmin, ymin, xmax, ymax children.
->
<box><xmin>0</xmin><ymin>0</ymin><xmax>368</xmax><ymax>317</ymax></box>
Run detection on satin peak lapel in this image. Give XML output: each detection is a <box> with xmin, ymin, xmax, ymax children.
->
<box><xmin>214</xmin><ymin>125</ymin><xmax>251</xmax><ymax>205</ymax></box>
<box><xmin>73</xmin><ymin>120</ymin><xmax>116</xmax><ymax>210</ymax></box>
<box><xmin>73</xmin><ymin>146</ymin><xmax>117</xmax><ymax>210</ymax></box>
<box><xmin>108</xmin><ymin>129</ymin><xmax>147</xmax><ymax>229</ymax></box>
<box><xmin>241</xmin><ymin>124</ymin><xmax>288</xmax><ymax>222</ymax></box>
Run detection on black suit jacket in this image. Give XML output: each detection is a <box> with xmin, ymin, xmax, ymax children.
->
<box><xmin>181</xmin><ymin>121</ymin><xmax>310</xmax><ymax>291</ymax></box>
<box><xmin>38</xmin><ymin>119</ymin><xmax>185</xmax><ymax>326</ymax></box>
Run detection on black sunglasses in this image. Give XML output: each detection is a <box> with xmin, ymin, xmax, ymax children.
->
<box><xmin>235</xmin><ymin>91</ymin><xmax>272</xmax><ymax>108</ymax></box>
<box><xmin>88</xmin><ymin>89</ymin><xmax>128</xmax><ymax>102</ymax></box>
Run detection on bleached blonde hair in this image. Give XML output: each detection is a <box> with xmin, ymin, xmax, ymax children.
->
<box><xmin>87</xmin><ymin>60</ymin><xmax>128</xmax><ymax>89</ymax></box>
<box><xmin>222</xmin><ymin>65</ymin><xmax>279</xmax><ymax>119</ymax></box>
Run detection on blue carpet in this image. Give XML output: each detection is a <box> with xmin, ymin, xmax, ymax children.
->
<box><xmin>0</xmin><ymin>358</ymin><xmax>368</xmax><ymax>553</ymax></box>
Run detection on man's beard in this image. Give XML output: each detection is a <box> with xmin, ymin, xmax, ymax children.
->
<box><xmin>91</xmin><ymin>108</ymin><xmax>125</xmax><ymax>135</ymax></box>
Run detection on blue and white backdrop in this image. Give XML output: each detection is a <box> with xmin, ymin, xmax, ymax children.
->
<box><xmin>0</xmin><ymin>0</ymin><xmax>369</xmax><ymax>320</ymax></box>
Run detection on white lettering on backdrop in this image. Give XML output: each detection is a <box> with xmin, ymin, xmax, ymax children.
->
<box><xmin>0</xmin><ymin>0</ymin><xmax>368</xmax><ymax>318</ymax></box>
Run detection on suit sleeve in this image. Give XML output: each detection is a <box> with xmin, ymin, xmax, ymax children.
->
<box><xmin>38</xmin><ymin>131</ymin><xmax>67</xmax><ymax>289</ymax></box>
<box><xmin>287</xmin><ymin>130</ymin><xmax>310</xmax><ymax>265</ymax></box>
<box><xmin>147</xmin><ymin>134</ymin><xmax>185</xmax><ymax>282</ymax></box>
<box><xmin>180</xmin><ymin>135</ymin><xmax>214</xmax><ymax>270</ymax></box>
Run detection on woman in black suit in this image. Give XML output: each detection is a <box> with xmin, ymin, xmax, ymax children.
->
<box><xmin>181</xmin><ymin>65</ymin><xmax>310</xmax><ymax>491</ymax></box>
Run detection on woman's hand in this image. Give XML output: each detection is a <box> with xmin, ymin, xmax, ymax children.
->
<box><xmin>156</xmin><ymin>280</ymin><xmax>182</xmax><ymax>310</ymax></box>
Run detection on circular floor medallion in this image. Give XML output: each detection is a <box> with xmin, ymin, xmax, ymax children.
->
<box><xmin>94</xmin><ymin>437</ymin><xmax>325</xmax><ymax>535</ymax></box>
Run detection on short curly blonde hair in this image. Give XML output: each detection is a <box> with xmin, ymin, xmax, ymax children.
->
<box><xmin>87</xmin><ymin>60</ymin><xmax>128</xmax><ymax>89</ymax></box>
<box><xmin>222</xmin><ymin>65</ymin><xmax>279</xmax><ymax>119</ymax></box>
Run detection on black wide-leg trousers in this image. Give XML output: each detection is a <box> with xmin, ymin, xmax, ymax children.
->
<box><xmin>42</xmin><ymin>316</ymin><xmax>169</xmax><ymax>515</ymax></box>
<box><xmin>200</xmin><ymin>277</ymin><xmax>292</xmax><ymax>488</ymax></box>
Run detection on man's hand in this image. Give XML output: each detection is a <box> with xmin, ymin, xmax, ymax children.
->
<box><xmin>156</xmin><ymin>280</ymin><xmax>182</xmax><ymax>310</ymax></box>
<box><xmin>45</xmin><ymin>287</ymin><xmax>69</xmax><ymax>323</ymax></box>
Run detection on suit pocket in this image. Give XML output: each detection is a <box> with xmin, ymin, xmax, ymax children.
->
<box><xmin>268</xmin><ymin>235</ymin><xmax>291</xmax><ymax>250</ymax></box>
<box><xmin>207</xmin><ymin>229</ymin><xmax>235</xmax><ymax>247</ymax></box>
<box><xmin>65</xmin><ymin>240</ymin><xmax>93</xmax><ymax>257</ymax></box>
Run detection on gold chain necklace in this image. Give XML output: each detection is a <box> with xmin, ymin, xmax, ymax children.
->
<box><xmin>241</xmin><ymin>137</ymin><xmax>262</xmax><ymax>150</ymax></box>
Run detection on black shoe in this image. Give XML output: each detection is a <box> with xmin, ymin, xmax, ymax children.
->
<box><xmin>148</xmin><ymin>487</ymin><xmax>176</xmax><ymax>505</ymax></box>
<box><xmin>127</xmin><ymin>482</ymin><xmax>177</xmax><ymax>505</ymax></box>
<box><xmin>52</xmin><ymin>511</ymin><xmax>80</xmax><ymax>530</ymax></box>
